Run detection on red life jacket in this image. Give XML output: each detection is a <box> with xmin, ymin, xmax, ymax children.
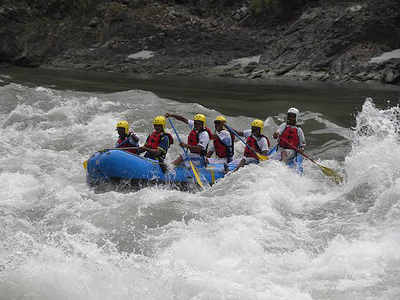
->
<box><xmin>146</xmin><ymin>131</ymin><xmax>174</xmax><ymax>150</ymax></box>
<box><xmin>279</xmin><ymin>125</ymin><xmax>300</xmax><ymax>149</ymax></box>
<box><xmin>213</xmin><ymin>131</ymin><xmax>235</xmax><ymax>158</ymax></box>
<box><xmin>244</xmin><ymin>134</ymin><xmax>270</xmax><ymax>159</ymax></box>
<box><xmin>116</xmin><ymin>132</ymin><xmax>139</xmax><ymax>154</ymax></box>
<box><xmin>187</xmin><ymin>127</ymin><xmax>213</xmax><ymax>155</ymax></box>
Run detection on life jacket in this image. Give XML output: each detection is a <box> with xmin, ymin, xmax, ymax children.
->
<box><xmin>187</xmin><ymin>126</ymin><xmax>213</xmax><ymax>155</ymax></box>
<box><xmin>244</xmin><ymin>134</ymin><xmax>270</xmax><ymax>159</ymax></box>
<box><xmin>144</xmin><ymin>131</ymin><xmax>173</xmax><ymax>172</ymax></box>
<box><xmin>146</xmin><ymin>131</ymin><xmax>174</xmax><ymax>151</ymax></box>
<box><xmin>116</xmin><ymin>132</ymin><xmax>139</xmax><ymax>154</ymax></box>
<box><xmin>279</xmin><ymin>125</ymin><xmax>300</xmax><ymax>150</ymax></box>
<box><xmin>213</xmin><ymin>131</ymin><xmax>235</xmax><ymax>158</ymax></box>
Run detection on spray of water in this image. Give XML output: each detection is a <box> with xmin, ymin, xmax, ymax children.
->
<box><xmin>1</xmin><ymin>84</ymin><xmax>399</xmax><ymax>299</ymax></box>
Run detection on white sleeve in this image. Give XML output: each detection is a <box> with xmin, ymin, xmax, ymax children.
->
<box><xmin>209</xmin><ymin>143</ymin><xmax>215</xmax><ymax>152</ymax></box>
<box><xmin>188</xmin><ymin>119</ymin><xmax>194</xmax><ymax>130</ymax></box>
<box><xmin>257</xmin><ymin>137</ymin><xmax>269</xmax><ymax>152</ymax></box>
<box><xmin>217</xmin><ymin>130</ymin><xmax>232</xmax><ymax>146</ymax></box>
<box><xmin>197</xmin><ymin>131</ymin><xmax>210</xmax><ymax>150</ymax></box>
<box><xmin>129</xmin><ymin>133</ymin><xmax>140</xmax><ymax>146</ymax></box>
<box><xmin>276</xmin><ymin>123</ymin><xmax>287</xmax><ymax>135</ymax></box>
<box><xmin>297</xmin><ymin>127</ymin><xmax>306</xmax><ymax>147</ymax></box>
<box><xmin>243</xmin><ymin>129</ymin><xmax>252</xmax><ymax>139</ymax></box>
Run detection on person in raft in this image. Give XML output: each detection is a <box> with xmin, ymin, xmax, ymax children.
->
<box><xmin>227</xmin><ymin>119</ymin><xmax>270</xmax><ymax>171</ymax></box>
<box><xmin>165</xmin><ymin>112</ymin><xmax>213</xmax><ymax>166</ymax></box>
<box><xmin>138</xmin><ymin>116</ymin><xmax>174</xmax><ymax>173</ymax></box>
<box><xmin>115</xmin><ymin>120</ymin><xmax>140</xmax><ymax>154</ymax></box>
<box><xmin>271</xmin><ymin>107</ymin><xmax>306</xmax><ymax>163</ymax></box>
<box><xmin>205</xmin><ymin>116</ymin><xmax>235</xmax><ymax>164</ymax></box>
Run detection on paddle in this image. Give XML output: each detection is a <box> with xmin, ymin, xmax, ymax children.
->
<box><xmin>168</xmin><ymin>118</ymin><xmax>204</xmax><ymax>189</ymax></box>
<box><xmin>278</xmin><ymin>135</ymin><xmax>344</xmax><ymax>184</ymax></box>
<box><xmin>99</xmin><ymin>147</ymin><xmax>139</xmax><ymax>152</ymax></box>
<box><xmin>224</xmin><ymin>124</ymin><xmax>269</xmax><ymax>161</ymax></box>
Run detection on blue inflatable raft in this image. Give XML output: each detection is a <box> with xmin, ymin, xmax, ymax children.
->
<box><xmin>86</xmin><ymin>150</ymin><xmax>230</xmax><ymax>191</ymax></box>
<box><xmin>85</xmin><ymin>148</ymin><xmax>303</xmax><ymax>192</ymax></box>
<box><xmin>278</xmin><ymin>148</ymin><xmax>303</xmax><ymax>175</ymax></box>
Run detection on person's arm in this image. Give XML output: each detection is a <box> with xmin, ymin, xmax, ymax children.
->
<box><xmin>140</xmin><ymin>146</ymin><xmax>163</xmax><ymax>157</ymax></box>
<box><xmin>165</xmin><ymin>113</ymin><xmax>188</xmax><ymax>124</ymax></box>
<box><xmin>181</xmin><ymin>130</ymin><xmax>208</xmax><ymax>153</ymax></box>
<box><xmin>218</xmin><ymin>131</ymin><xmax>232</xmax><ymax>146</ymax></box>
<box><xmin>259</xmin><ymin>137</ymin><xmax>269</xmax><ymax>155</ymax></box>
<box><xmin>128</xmin><ymin>132</ymin><xmax>139</xmax><ymax>143</ymax></box>
<box><xmin>297</xmin><ymin>128</ymin><xmax>306</xmax><ymax>153</ymax></box>
<box><xmin>242</xmin><ymin>129</ymin><xmax>251</xmax><ymax>139</ymax></box>
<box><xmin>273</xmin><ymin>123</ymin><xmax>286</xmax><ymax>139</ymax></box>
<box><xmin>206</xmin><ymin>138</ymin><xmax>215</xmax><ymax>158</ymax></box>
<box><xmin>226</xmin><ymin>126</ymin><xmax>244</xmax><ymax>136</ymax></box>
<box><xmin>137</xmin><ymin>136</ymin><xmax>148</xmax><ymax>154</ymax></box>
<box><xmin>180</xmin><ymin>142</ymin><xmax>203</xmax><ymax>153</ymax></box>
<box><xmin>140</xmin><ymin>135</ymin><xmax>169</xmax><ymax>157</ymax></box>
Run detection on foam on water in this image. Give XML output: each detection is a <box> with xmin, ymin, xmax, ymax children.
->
<box><xmin>1</xmin><ymin>84</ymin><xmax>399</xmax><ymax>299</ymax></box>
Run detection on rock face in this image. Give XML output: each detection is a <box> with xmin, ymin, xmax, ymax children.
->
<box><xmin>1</xmin><ymin>0</ymin><xmax>399</xmax><ymax>85</ymax></box>
<box><xmin>252</xmin><ymin>1</ymin><xmax>400</xmax><ymax>84</ymax></box>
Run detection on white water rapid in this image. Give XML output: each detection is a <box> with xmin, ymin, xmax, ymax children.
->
<box><xmin>1</xmin><ymin>83</ymin><xmax>399</xmax><ymax>299</ymax></box>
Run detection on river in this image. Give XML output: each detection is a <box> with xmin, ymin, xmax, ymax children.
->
<box><xmin>1</xmin><ymin>66</ymin><xmax>400</xmax><ymax>299</ymax></box>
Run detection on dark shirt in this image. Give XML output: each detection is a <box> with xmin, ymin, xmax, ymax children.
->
<box><xmin>144</xmin><ymin>134</ymin><xmax>170</xmax><ymax>160</ymax></box>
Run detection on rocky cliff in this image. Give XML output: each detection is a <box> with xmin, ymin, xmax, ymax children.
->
<box><xmin>1</xmin><ymin>0</ymin><xmax>399</xmax><ymax>84</ymax></box>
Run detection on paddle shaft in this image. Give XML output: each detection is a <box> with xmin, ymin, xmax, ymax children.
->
<box><xmin>101</xmin><ymin>147</ymin><xmax>140</xmax><ymax>151</ymax></box>
<box><xmin>224</xmin><ymin>124</ymin><xmax>267</xmax><ymax>159</ymax></box>
<box><xmin>277</xmin><ymin>136</ymin><xmax>313</xmax><ymax>161</ymax></box>
<box><xmin>168</xmin><ymin>118</ymin><xmax>204</xmax><ymax>188</ymax></box>
<box><xmin>168</xmin><ymin>119</ymin><xmax>203</xmax><ymax>161</ymax></box>
<box><xmin>115</xmin><ymin>136</ymin><xmax>132</xmax><ymax>148</ymax></box>
<box><xmin>279</xmin><ymin>135</ymin><xmax>344</xmax><ymax>183</ymax></box>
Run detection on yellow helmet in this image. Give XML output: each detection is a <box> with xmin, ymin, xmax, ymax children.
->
<box><xmin>214</xmin><ymin>116</ymin><xmax>226</xmax><ymax>123</ymax></box>
<box><xmin>194</xmin><ymin>114</ymin><xmax>206</xmax><ymax>124</ymax></box>
<box><xmin>251</xmin><ymin>119</ymin><xmax>264</xmax><ymax>134</ymax></box>
<box><xmin>116</xmin><ymin>120</ymin><xmax>130</xmax><ymax>134</ymax></box>
<box><xmin>153</xmin><ymin>115</ymin><xmax>166</xmax><ymax>130</ymax></box>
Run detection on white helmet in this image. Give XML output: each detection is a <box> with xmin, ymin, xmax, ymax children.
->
<box><xmin>287</xmin><ymin>108</ymin><xmax>299</xmax><ymax>117</ymax></box>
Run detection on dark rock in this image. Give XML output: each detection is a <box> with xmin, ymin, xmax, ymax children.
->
<box><xmin>88</xmin><ymin>18</ymin><xmax>101</xmax><ymax>28</ymax></box>
<box><xmin>0</xmin><ymin>0</ymin><xmax>399</xmax><ymax>85</ymax></box>
<box><xmin>242</xmin><ymin>61</ymin><xmax>257</xmax><ymax>73</ymax></box>
<box><xmin>248</xmin><ymin>69</ymin><xmax>264</xmax><ymax>78</ymax></box>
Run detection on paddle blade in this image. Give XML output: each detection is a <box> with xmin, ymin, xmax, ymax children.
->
<box><xmin>257</xmin><ymin>153</ymin><xmax>269</xmax><ymax>161</ymax></box>
<box><xmin>83</xmin><ymin>160</ymin><xmax>88</xmax><ymax>170</ymax></box>
<box><xmin>318</xmin><ymin>164</ymin><xmax>344</xmax><ymax>184</ymax></box>
<box><xmin>189</xmin><ymin>161</ymin><xmax>204</xmax><ymax>189</ymax></box>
